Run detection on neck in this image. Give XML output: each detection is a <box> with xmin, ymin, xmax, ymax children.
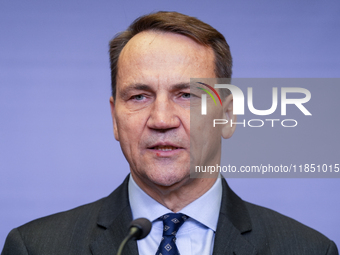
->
<box><xmin>132</xmin><ymin>173</ymin><xmax>218</xmax><ymax>212</ymax></box>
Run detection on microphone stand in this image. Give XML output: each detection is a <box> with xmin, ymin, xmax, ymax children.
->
<box><xmin>117</xmin><ymin>218</ymin><xmax>151</xmax><ymax>255</ymax></box>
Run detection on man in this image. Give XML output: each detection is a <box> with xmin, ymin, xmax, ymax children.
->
<box><xmin>2</xmin><ymin>11</ymin><xmax>338</xmax><ymax>255</ymax></box>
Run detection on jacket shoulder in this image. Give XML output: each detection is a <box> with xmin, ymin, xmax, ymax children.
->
<box><xmin>243</xmin><ymin>201</ymin><xmax>338</xmax><ymax>254</ymax></box>
<box><xmin>2</xmin><ymin>197</ymin><xmax>106</xmax><ymax>255</ymax></box>
<box><xmin>20</xmin><ymin>196</ymin><xmax>105</xmax><ymax>234</ymax></box>
<box><xmin>2</xmin><ymin>176</ymin><xmax>131</xmax><ymax>255</ymax></box>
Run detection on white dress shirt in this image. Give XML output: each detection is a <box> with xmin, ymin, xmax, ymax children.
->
<box><xmin>128</xmin><ymin>175</ymin><xmax>222</xmax><ymax>255</ymax></box>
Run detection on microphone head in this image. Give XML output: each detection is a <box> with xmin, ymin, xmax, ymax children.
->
<box><xmin>129</xmin><ymin>218</ymin><xmax>152</xmax><ymax>240</ymax></box>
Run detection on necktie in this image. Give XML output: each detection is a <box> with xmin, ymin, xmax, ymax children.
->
<box><xmin>155</xmin><ymin>213</ymin><xmax>188</xmax><ymax>255</ymax></box>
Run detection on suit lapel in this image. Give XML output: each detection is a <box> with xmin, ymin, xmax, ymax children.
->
<box><xmin>89</xmin><ymin>176</ymin><xmax>257</xmax><ymax>255</ymax></box>
<box><xmin>89</xmin><ymin>176</ymin><xmax>139</xmax><ymax>255</ymax></box>
<box><xmin>212</xmin><ymin>179</ymin><xmax>257</xmax><ymax>255</ymax></box>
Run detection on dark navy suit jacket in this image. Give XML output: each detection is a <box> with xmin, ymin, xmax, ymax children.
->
<box><xmin>2</xmin><ymin>176</ymin><xmax>338</xmax><ymax>255</ymax></box>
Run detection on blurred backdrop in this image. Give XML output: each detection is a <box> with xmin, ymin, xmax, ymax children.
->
<box><xmin>1</xmin><ymin>0</ymin><xmax>339</xmax><ymax>250</ymax></box>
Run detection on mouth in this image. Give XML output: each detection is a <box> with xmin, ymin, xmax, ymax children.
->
<box><xmin>147</xmin><ymin>143</ymin><xmax>184</xmax><ymax>156</ymax></box>
<box><xmin>151</xmin><ymin>145</ymin><xmax>180</xmax><ymax>151</ymax></box>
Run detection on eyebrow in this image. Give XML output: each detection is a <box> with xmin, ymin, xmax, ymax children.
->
<box><xmin>170</xmin><ymin>83</ymin><xmax>190</xmax><ymax>91</ymax></box>
<box><xmin>119</xmin><ymin>82</ymin><xmax>191</xmax><ymax>98</ymax></box>
<box><xmin>119</xmin><ymin>84</ymin><xmax>152</xmax><ymax>99</ymax></box>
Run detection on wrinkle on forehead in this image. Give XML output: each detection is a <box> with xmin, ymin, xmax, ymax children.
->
<box><xmin>119</xmin><ymin>31</ymin><xmax>214</xmax><ymax>69</ymax></box>
<box><xmin>116</xmin><ymin>30</ymin><xmax>216</xmax><ymax>91</ymax></box>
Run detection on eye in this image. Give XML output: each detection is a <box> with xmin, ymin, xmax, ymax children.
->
<box><xmin>133</xmin><ymin>94</ymin><xmax>145</xmax><ymax>101</ymax></box>
<box><xmin>181</xmin><ymin>93</ymin><xmax>191</xmax><ymax>99</ymax></box>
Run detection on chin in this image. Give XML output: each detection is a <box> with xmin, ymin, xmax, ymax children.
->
<box><xmin>148</xmin><ymin>168</ymin><xmax>190</xmax><ymax>188</ymax></box>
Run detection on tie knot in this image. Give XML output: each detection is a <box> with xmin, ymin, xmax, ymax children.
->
<box><xmin>160</xmin><ymin>213</ymin><xmax>188</xmax><ymax>236</ymax></box>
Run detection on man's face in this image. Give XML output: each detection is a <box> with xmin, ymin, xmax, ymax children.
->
<box><xmin>110</xmin><ymin>31</ymin><xmax>226</xmax><ymax>191</ymax></box>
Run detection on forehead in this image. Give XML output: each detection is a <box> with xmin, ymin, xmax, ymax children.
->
<box><xmin>116</xmin><ymin>31</ymin><xmax>216</xmax><ymax>89</ymax></box>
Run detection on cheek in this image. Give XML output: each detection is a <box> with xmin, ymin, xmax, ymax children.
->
<box><xmin>182</xmin><ymin>112</ymin><xmax>191</xmax><ymax>133</ymax></box>
<box><xmin>190</xmin><ymin>114</ymin><xmax>222</xmax><ymax>148</ymax></box>
<box><xmin>116</xmin><ymin>114</ymin><xmax>142</xmax><ymax>143</ymax></box>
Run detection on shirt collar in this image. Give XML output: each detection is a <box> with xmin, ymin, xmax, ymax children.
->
<box><xmin>128</xmin><ymin>175</ymin><xmax>222</xmax><ymax>232</ymax></box>
<box><xmin>179</xmin><ymin>177</ymin><xmax>222</xmax><ymax>231</ymax></box>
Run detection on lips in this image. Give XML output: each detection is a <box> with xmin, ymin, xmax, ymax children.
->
<box><xmin>147</xmin><ymin>142</ymin><xmax>183</xmax><ymax>151</ymax></box>
<box><xmin>146</xmin><ymin>142</ymin><xmax>185</xmax><ymax>157</ymax></box>
<box><xmin>152</xmin><ymin>145</ymin><xmax>179</xmax><ymax>151</ymax></box>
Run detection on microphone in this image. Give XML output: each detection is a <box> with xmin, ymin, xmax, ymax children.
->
<box><xmin>117</xmin><ymin>218</ymin><xmax>152</xmax><ymax>255</ymax></box>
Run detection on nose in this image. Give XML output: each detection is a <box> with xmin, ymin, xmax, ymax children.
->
<box><xmin>147</xmin><ymin>95</ymin><xmax>181</xmax><ymax>131</ymax></box>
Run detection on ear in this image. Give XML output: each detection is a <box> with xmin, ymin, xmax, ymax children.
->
<box><xmin>221</xmin><ymin>94</ymin><xmax>237</xmax><ymax>139</ymax></box>
<box><xmin>110</xmin><ymin>96</ymin><xmax>120</xmax><ymax>141</ymax></box>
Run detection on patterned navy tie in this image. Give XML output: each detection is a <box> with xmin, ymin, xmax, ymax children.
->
<box><xmin>155</xmin><ymin>213</ymin><xmax>188</xmax><ymax>255</ymax></box>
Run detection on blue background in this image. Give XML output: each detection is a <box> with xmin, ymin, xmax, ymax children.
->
<box><xmin>1</xmin><ymin>0</ymin><xmax>339</xmax><ymax>250</ymax></box>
